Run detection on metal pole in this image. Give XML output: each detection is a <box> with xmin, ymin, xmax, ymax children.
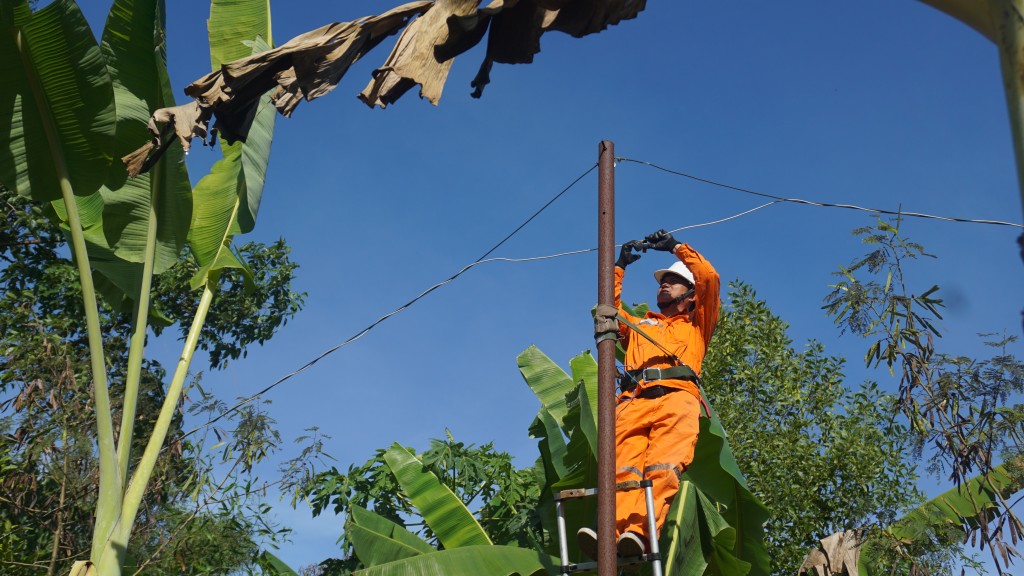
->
<box><xmin>597</xmin><ymin>140</ymin><xmax>616</xmax><ymax>576</ymax></box>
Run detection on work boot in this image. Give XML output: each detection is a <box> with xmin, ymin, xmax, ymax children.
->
<box><xmin>617</xmin><ymin>531</ymin><xmax>647</xmax><ymax>558</ymax></box>
<box><xmin>576</xmin><ymin>527</ymin><xmax>598</xmax><ymax>560</ymax></box>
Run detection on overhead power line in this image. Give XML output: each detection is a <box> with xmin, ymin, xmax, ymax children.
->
<box><xmin>618</xmin><ymin>157</ymin><xmax>1024</xmax><ymax>229</ymax></box>
<box><xmin>177</xmin><ymin>163</ymin><xmax>598</xmax><ymax>441</ymax></box>
<box><xmin>179</xmin><ymin>155</ymin><xmax>1022</xmax><ymax>443</ymax></box>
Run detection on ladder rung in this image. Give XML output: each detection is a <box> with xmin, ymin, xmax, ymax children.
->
<box><xmin>559</xmin><ymin>554</ymin><xmax>662</xmax><ymax>574</ymax></box>
<box><xmin>553</xmin><ymin>479</ymin><xmax>662</xmax><ymax>576</ymax></box>
<box><xmin>554</xmin><ymin>487</ymin><xmax>597</xmax><ymax>501</ymax></box>
<box><xmin>554</xmin><ymin>480</ymin><xmax>653</xmax><ymax>501</ymax></box>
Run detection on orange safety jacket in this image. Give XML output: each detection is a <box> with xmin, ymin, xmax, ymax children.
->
<box><xmin>614</xmin><ymin>243</ymin><xmax>721</xmax><ymax>401</ymax></box>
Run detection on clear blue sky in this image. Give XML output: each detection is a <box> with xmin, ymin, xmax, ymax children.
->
<box><xmin>78</xmin><ymin>0</ymin><xmax>1024</xmax><ymax>571</ymax></box>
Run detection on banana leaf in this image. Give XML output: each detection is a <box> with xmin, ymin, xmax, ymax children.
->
<box><xmin>1</xmin><ymin>0</ymin><xmax>114</xmax><ymax>289</ymax></box>
<box><xmin>259</xmin><ymin>550</ymin><xmax>299</xmax><ymax>576</ymax></box>
<box><xmin>681</xmin><ymin>403</ymin><xmax>770</xmax><ymax>576</ymax></box>
<box><xmin>61</xmin><ymin>0</ymin><xmax>194</xmax><ymax>311</ymax></box>
<box><xmin>188</xmin><ymin>0</ymin><xmax>276</xmax><ymax>289</ymax></box>
<box><xmin>569</xmin><ymin>353</ymin><xmax>599</xmax><ymax>457</ymax></box>
<box><xmin>354</xmin><ymin>545</ymin><xmax>555</xmax><ymax>576</ymax></box>
<box><xmin>661</xmin><ymin>482</ymin><xmax>707</xmax><ymax>576</ymax></box>
<box><xmin>2</xmin><ymin>0</ymin><xmax>189</xmax><ymax>308</ymax></box>
<box><xmin>187</xmin><ymin>149</ymin><xmax>255</xmax><ymax>288</ymax></box>
<box><xmin>657</xmin><ymin>480</ymin><xmax>756</xmax><ymax>576</ymax></box>
<box><xmin>518</xmin><ymin>345</ymin><xmax>575</xmax><ymax>426</ymax></box>
<box><xmin>98</xmin><ymin>0</ymin><xmax>191</xmax><ymax>275</ymax></box>
<box><xmin>518</xmin><ymin>349</ymin><xmax>599</xmax><ymax>561</ymax></box>
<box><xmin>550</xmin><ymin>360</ymin><xmax>600</xmax><ymax>563</ymax></box>
<box><xmin>529</xmin><ymin>409</ymin><xmax>569</xmax><ymax>480</ymax></box>
<box><xmin>85</xmin><ymin>238</ymin><xmax>171</xmax><ymax>325</ymax></box>
<box><xmin>519</xmin><ymin>345</ymin><xmax>575</xmax><ymax>551</ymax></box>
<box><xmin>348</xmin><ymin>504</ymin><xmax>433</xmax><ymax>567</ymax></box>
<box><xmin>893</xmin><ymin>462</ymin><xmax>1017</xmax><ymax>535</ymax></box>
<box><xmin>382</xmin><ymin>443</ymin><xmax>492</xmax><ymax>549</ymax></box>
<box><xmin>855</xmin><ymin>462</ymin><xmax>1022</xmax><ymax>574</ymax></box>
<box><xmin>209</xmin><ymin>0</ymin><xmax>272</xmax><ymax>68</ymax></box>
<box><xmin>0</xmin><ymin>0</ymin><xmax>115</xmax><ymax>205</ymax></box>
<box><xmin>520</xmin><ymin>345</ymin><xmax>573</xmax><ymax>486</ymax></box>
<box><xmin>208</xmin><ymin>0</ymin><xmax>272</xmax><ymax>233</ymax></box>
<box><xmin>547</xmin><ymin>352</ymin><xmax>599</xmax><ymax>492</ymax></box>
<box><xmin>526</xmin><ymin>408</ymin><xmax>566</xmax><ymax>552</ymax></box>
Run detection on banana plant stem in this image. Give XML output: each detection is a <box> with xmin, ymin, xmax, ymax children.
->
<box><xmin>119</xmin><ymin>282</ymin><xmax>216</xmax><ymax>542</ymax></box>
<box><xmin>116</xmin><ymin>185</ymin><xmax>160</xmax><ymax>485</ymax></box>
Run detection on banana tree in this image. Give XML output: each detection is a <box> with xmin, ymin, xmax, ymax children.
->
<box><xmin>0</xmin><ymin>2</ymin><xmax>658</xmax><ymax>573</ymax></box>
<box><xmin>339</xmin><ymin>346</ymin><xmax>767</xmax><ymax>576</ymax></box>
<box><xmin>518</xmin><ymin>346</ymin><xmax>770</xmax><ymax>576</ymax></box>
<box><xmin>0</xmin><ymin>0</ymin><xmax>275</xmax><ymax>574</ymax></box>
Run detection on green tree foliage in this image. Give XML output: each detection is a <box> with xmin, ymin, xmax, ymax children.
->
<box><xmin>297</xmin><ymin>345</ymin><xmax>770</xmax><ymax>576</ymax></box>
<box><xmin>295</xmin><ymin>270</ymin><xmax>1011</xmax><ymax>576</ymax></box>
<box><xmin>0</xmin><ymin>184</ymin><xmax>305</xmax><ymax>575</ymax></box>
<box><xmin>824</xmin><ymin>217</ymin><xmax>1024</xmax><ymax>574</ymax></box>
<box><xmin>301</xmin><ymin>431</ymin><xmax>541</xmax><ymax>574</ymax></box>
<box><xmin>701</xmin><ymin>281</ymin><xmax>922</xmax><ymax>574</ymax></box>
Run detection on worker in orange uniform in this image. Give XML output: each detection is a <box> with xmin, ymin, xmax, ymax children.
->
<box><xmin>578</xmin><ymin>229</ymin><xmax>720</xmax><ymax>560</ymax></box>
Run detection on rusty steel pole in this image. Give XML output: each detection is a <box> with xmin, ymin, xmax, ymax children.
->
<box><xmin>597</xmin><ymin>140</ymin><xmax>617</xmax><ymax>576</ymax></box>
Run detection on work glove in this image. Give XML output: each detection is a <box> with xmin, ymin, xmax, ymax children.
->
<box><xmin>616</xmin><ymin>240</ymin><xmax>643</xmax><ymax>269</ymax></box>
<box><xmin>645</xmin><ymin>229</ymin><xmax>679</xmax><ymax>252</ymax></box>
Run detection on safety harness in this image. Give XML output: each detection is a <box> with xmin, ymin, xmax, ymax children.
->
<box><xmin>593</xmin><ymin>304</ymin><xmax>711</xmax><ymax>417</ymax></box>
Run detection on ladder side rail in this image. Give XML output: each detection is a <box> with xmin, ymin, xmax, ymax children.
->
<box><xmin>556</xmin><ymin>499</ymin><xmax>571</xmax><ymax>576</ymax></box>
<box><xmin>642</xmin><ymin>480</ymin><xmax>664</xmax><ymax>576</ymax></box>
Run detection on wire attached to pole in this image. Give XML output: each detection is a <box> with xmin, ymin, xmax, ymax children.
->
<box><xmin>177</xmin><ymin>156</ymin><xmax>1023</xmax><ymax>443</ymax></box>
<box><xmin>176</xmin><ymin>163</ymin><xmax>598</xmax><ymax>442</ymax></box>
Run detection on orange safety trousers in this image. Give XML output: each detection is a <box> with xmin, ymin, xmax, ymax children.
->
<box><xmin>614</xmin><ymin>390</ymin><xmax>701</xmax><ymax>538</ymax></box>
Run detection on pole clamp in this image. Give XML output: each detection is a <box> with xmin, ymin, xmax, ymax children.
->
<box><xmin>593</xmin><ymin>304</ymin><xmax>620</xmax><ymax>344</ymax></box>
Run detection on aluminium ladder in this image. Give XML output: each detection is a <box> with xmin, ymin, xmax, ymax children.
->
<box><xmin>554</xmin><ymin>480</ymin><xmax>664</xmax><ymax>576</ymax></box>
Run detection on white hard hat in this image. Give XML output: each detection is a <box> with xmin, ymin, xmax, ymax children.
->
<box><xmin>654</xmin><ymin>261</ymin><xmax>694</xmax><ymax>286</ymax></box>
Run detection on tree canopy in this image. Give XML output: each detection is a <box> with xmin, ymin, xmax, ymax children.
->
<box><xmin>702</xmin><ymin>280</ymin><xmax>922</xmax><ymax>574</ymax></box>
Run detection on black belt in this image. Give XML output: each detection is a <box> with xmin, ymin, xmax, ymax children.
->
<box><xmin>634</xmin><ymin>385</ymin><xmax>680</xmax><ymax>399</ymax></box>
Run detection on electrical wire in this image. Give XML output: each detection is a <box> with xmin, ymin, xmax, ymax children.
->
<box><xmin>176</xmin><ymin>163</ymin><xmax>598</xmax><ymax>441</ymax></box>
<box><xmin>618</xmin><ymin>157</ymin><xmax>1024</xmax><ymax>229</ymax></box>
<box><xmin>668</xmin><ymin>201</ymin><xmax>781</xmax><ymax>233</ymax></box>
<box><xmin>178</xmin><ymin>156</ymin><xmax>1021</xmax><ymax>441</ymax></box>
<box><xmin>178</xmin><ymin>193</ymin><xmax>774</xmax><ymax>438</ymax></box>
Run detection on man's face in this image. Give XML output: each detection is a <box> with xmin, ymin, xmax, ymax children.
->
<box><xmin>656</xmin><ymin>273</ymin><xmax>693</xmax><ymax>311</ymax></box>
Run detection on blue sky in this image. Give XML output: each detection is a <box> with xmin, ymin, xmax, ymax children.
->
<box><xmin>75</xmin><ymin>0</ymin><xmax>1024</xmax><ymax>571</ymax></box>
